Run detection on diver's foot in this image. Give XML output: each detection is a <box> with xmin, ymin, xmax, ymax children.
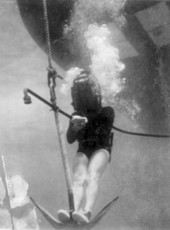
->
<box><xmin>57</xmin><ymin>209</ymin><xmax>70</xmax><ymax>223</ymax></box>
<box><xmin>72</xmin><ymin>210</ymin><xmax>91</xmax><ymax>224</ymax></box>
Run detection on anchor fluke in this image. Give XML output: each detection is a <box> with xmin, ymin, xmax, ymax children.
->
<box><xmin>23</xmin><ymin>88</ymin><xmax>32</xmax><ymax>104</ymax></box>
<box><xmin>30</xmin><ymin>195</ymin><xmax>119</xmax><ymax>229</ymax></box>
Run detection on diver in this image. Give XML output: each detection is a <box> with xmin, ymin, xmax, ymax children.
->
<box><xmin>57</xmin><ymin>70</ymin><xmax>115</xmax><ymax>224</ymax></box>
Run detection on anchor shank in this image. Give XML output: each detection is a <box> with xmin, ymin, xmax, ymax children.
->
<box><xmin>54</xmin><ymin>110</ymin><xmax>75</xmax><ymax>212</ymax></box>
<box><xmin>47</xmin><ymin>67</ymin><xmax>75</xmax><ymax>212</ymax></box>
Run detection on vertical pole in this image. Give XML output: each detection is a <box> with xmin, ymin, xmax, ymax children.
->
<box><xmin>53</xmin><ymin>110</ymin><xmax>75</xmax><ymax>213</ymax></box>
<box><xmin>1</xmin><ymin>155</ymin><xmax>15</xmax><ymax>230</ymax></box>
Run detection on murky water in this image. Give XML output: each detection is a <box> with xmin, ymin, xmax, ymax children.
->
<box><xmin>0</xmin><ymin>1</ymin><xmax>170</xmax><ymax>230</ymax></box>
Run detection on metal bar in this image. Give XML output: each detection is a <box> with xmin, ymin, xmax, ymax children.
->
<box><xmin>1</xmin><ymin>155</ymin><xmax>15</xmax><ymax>230</ymax></box>
<box><xmin>25</xmin><ymin>89</ymin><xmax>71</xmax><ymax>119</ymax></box>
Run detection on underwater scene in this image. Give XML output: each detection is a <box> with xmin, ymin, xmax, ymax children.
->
<box><xmin>0</xmin><ymin>0</ymin><xmax>170</xmax><ymax>229</ymax></box>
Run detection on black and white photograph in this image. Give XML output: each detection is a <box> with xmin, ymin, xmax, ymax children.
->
<box><xmin>0</xmin><ymin>0</ymin><xmax>170</xmax><ymax>229</ymax></box>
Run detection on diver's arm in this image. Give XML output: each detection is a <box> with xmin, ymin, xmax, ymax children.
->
<box><xmin>66</xmin><ymin>115</ymin><xmax>88</xmax><ymax>144</ymax></box>
<box><xmin>66</xmin><ymin>121</ymin><xmax>79</xmax><ymax>144</ymax></box>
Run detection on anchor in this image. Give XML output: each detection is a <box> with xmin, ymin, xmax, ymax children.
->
<box><xmin>30</xmin><ymin>196</ymin><xmax>119</xmax><ymax>229</ymax></box>
<box><xmin>22</xmin><ymin>0</ymin><xmax>119</xmax><ymax>227</ymax></box>
<box><xmin>23</xmin><ymin>86</ymin><xmax>119</xmax><ymax>229</ymax></box>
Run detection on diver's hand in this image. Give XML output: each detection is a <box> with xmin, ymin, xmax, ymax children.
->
<box><xmin>71</xmin><ymin>115</ymin><xmax>88</xmax><ymax>131</ymax></box>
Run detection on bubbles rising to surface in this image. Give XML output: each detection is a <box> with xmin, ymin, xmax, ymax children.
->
<box><xmin>84</xmin><ymin>24</ymin><xmax>125</xmax><ymax>105</ymax></box>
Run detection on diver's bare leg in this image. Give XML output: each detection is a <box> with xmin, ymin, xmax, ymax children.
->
<box><xmin>84</xmin><ymin>149</ymin><xmax>110</xmax><ymax>213</ymax></box>
<box><xmin>72</xmin><ymin>152</ymin><xmax>88</xmax><ymax>211</ymax></box>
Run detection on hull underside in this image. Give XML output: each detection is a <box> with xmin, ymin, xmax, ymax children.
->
<box><xmin>16</xmin><ymin>0</ymin><xmax>170</xmax><ymax>134</ymax></box>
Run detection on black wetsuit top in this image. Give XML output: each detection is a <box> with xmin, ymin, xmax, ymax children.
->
<box><xmin>66</xmin><ymin>106</ymin><xmax>115</xmax><ymax>159</ymax></box>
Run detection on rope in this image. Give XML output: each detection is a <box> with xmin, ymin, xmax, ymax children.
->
<box><xmin>42</xmin><ymin>0</ymin><xmax>53</xmax><ymax>68</ymax></box>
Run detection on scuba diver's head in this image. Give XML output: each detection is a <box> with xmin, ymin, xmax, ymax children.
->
<box><xmin>71</xmin><ymin>70</ymin><xmax>102</xmax><ymax>115</ymax></box>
